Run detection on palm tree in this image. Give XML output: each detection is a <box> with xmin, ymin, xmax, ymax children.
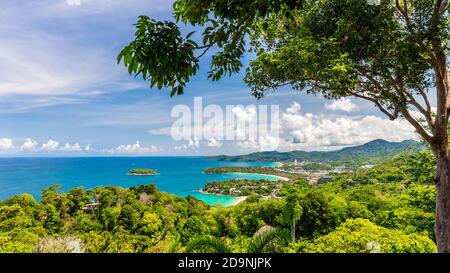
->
<box><xmin>247</xmin><ymin>229</ymin><xmax>289</xmax><ymax>253</ymax></box>
<box><xmin>185</xmin><ymin>236</ymin><xmax>232</xmax><ymax>253</ymax></box>
<box><xmin>185</xmin><ymin>229</ymin><xmax>289</xmax><ymax>253</ymax></box>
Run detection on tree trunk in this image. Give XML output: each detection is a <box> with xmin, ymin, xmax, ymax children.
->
<box><xmin>433</xmin><ymin>47</ymin><xmax>450</xmax><ymax>253</ymax></box>
<box><xmin>434</xmin><ymin>143</ymin><xmax>450</xmax><ymax>252</ymax></box>
<box><xmin>291</xmin><ymin>218</ymin><xmax>296</xmax><ymax>243</ymax></box>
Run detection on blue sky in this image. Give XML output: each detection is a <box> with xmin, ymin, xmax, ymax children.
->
<box><xmin>0</xmin><ymin>0</ymin><xmax>419</xmax><ymax>156</ymax></box>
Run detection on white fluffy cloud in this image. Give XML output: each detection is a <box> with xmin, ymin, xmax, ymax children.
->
<box><xmin>0</xmin><ymin>138</ymin><xmax>13</xmax><ymax>150</ymax></box>
<box><xmin>325</xmin><ymin>98</ymin><xmax>359</xmax><ymax>112</ymax></box>
<box><xmin>173</xmin><ymin>138</ymin><xmax>202</xmax><ymax>151</ymax></box>
<box><xmin>188</xmin><ymin>138</ymin><xmax>200</xmax><ymax>148</ymax></box>
<box><xmin>2</xmin><ymin>137</ymin><xmax>97</xmax><ymax>153</ymax></box>
<box><xmin>236</xmin><ymin>136</ymin><xmax>280</xmax><ymax>151</ymax></box>
<box><xmin>279</xmin><ymin>102</ymin><xmax>417</xmax><ymax>150</ymax></box>
<box><xmin>20</xmin><ymin>138</ymin><xmax>38</xmax><ymax>151</ymax></box>
<box><xmin>110</xmin><ymin>141</ymin><xmax>160</xmax><ymax>154</ymax></box>
<box><xmin>207</xmin><ymin>138</ymin><xmax>222</xmax><ymax>148</ymax></box>
<box><xmin>41</xmin><ymin>139</ymin><xmax>60</xmax><ymax>151</ymax></box>
<box><xmin>232</xmin><ymin>106</ymin><xmax>257</xmax><ymax>122</ymax></box>
<box><xmin>152</xmin><ymin>100</ymin><xmax>418</xmax><ymax>153</ymax></box>
<box><xmin>286</xmin><ymin>102</ymin><xmax>301</xmax><ymax>114</ymax></box>
<box><xmin>231</xmin><ymin>101</ymin><xmax>417</xmax><ymax>152</ymax></box>
<box><xmin>84</xmin><ymin>144</ymin><xmax>91</xmax><ymax>151</ymax></box>
<box><xmin>62</xmin><ymin>142</ymin><xmax>82</xmax><ymax>151</ymax></box>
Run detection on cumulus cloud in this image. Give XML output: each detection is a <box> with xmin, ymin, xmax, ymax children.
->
<box><xmin>151</xmin><ymin>105</ymin><xmax>262</xmax><ymax>141</ymax></box>
<box><xmin>109</xmin><ymin>141</ymin><xmax>160</xmax><ymax>154</ymax></box>
<box><xmin>232</xmin><ymin>106</ymin><xmax>257</xmax><ymax>122</ymax></box>
<box><xmin>231</xmin><ymin>101</ymin><xmax>417</xmax><ymax>152</ymax></box>
<box><xmin>236</xmin><ymin>136</ymin><xmax>280</xmax><ymax>151</ymax></box>
<box><xmin>207</xmin><ymin>138</ymin><xmax>222</xmax><ymax>148</ymax></box>
<box><xmin>20</xmin><ymin>138</ymin><xmax>38</xmax><ymax>151</ymax></box>
<box><xmin>325</xmin><ymin>98</ymin><xmax>359</xmax><ymax>112</ymax></box>
<box><xmin>84</xmin><ymin>144</ymin><xmax>91</xmax><ymax>151</ymax></box>
<box><xmin>62</xmin><ymin>142</ymin><xmax>82</xmax><ymax>151</ymax></box>
<box><xmin>0</xmin><ymin>138</ymin><xmax>13</xmax><ymax>150</ymax></box>
<box><xmin>188</xmin><ymin>138</ymin><xmax>200</xmax><ymax>148</ymax></box>
<box><xmin>286</xmin><ymin>102</ymin><xmax>301</xmax><ymax>114</ymax></box>
<box><xmin>279</xmin><ymin>102</ymin><xmax>417</xmax><ymax>150</ymax></box>
<box><xmin>173</xmin><ymin>138</ymin><xmax>203</xmax><ymax>151</ymax></box>
<box><xmin>41</xmin><ymin>139</ymin><xmax>60</xmax><ymax>151</ymax></box>
<box><xmin>152</xmin><ymin>100</ymin><xmax>418</xmax><ymax>153</ymax></box>
<box><xmin>173</xmin><ymin>145</ymin><xmax>187</xmax><ymax>151</ymax></box>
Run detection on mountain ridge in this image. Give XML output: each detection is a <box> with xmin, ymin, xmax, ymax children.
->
<box><xmin>207</xmin><ymin>139</ymin><xmax>425</xmax><ymax>166</ymax></box>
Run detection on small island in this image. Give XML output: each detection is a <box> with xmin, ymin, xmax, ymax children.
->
<box><xmin>127</xmin><ymin>168</ymin><xmax>158</xmax><ymax>176</ymax></box>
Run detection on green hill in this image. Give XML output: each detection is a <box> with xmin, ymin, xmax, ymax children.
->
<box><xmin>207</xmin><ymin>139</ymin><xmax>424</xmax><ymax>167</ymax></box>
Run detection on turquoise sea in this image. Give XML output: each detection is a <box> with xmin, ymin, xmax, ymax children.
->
<box><xmin>0</xmin><ymin>157</ymin><xmax>280</xmax><ymax>206</ymax></box>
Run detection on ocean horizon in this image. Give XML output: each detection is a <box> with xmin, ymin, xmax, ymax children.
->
<box><xmin>0</xmin><ymin>156</ymin><xmax>280</xmax><ymax>206</ymax></box>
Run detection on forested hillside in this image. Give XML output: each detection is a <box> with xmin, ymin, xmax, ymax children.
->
<box><xmin>0</xmin><ymin>149</ymin><xmax>437</xmax><ymax>253</ymax></box>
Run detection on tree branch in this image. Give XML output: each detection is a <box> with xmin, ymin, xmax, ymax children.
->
<box><xmin>348</xmin><ymin>88</ymin><xmax>399</xmax><ymax>120</ymax></box>
<box><xmin>401</xmin><ymin>108</ymin><xmax>435</xmax><ymax>143</ymax></box>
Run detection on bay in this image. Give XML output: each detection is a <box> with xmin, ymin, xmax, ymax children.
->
<box><xmin>0</xmin><ymin>157</ymin><xmax>280</xmax><ymax>206</ymax></box>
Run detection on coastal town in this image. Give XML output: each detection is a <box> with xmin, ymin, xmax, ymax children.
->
<box><xmin>200</xmin><ymin>161</ymin><xmax>351</xmax><ymax>203</ymax></box>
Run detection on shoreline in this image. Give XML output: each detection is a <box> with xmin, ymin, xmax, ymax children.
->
<box><xmin>274</xmin><ymin>162</ymin><xmax>284</xmax><ymax>167</ymax></box>
<box><xmin>127</xmin><ymin>173</ymin><xmax>159</xmax><ymax>176</ymax></box>
<box><xmin>228</xmin><ymin>196</ymin><xmax>248</xmax><ymax>206</ymax></box>
<box><xmin>197</xmin><ymin>189</ymin><xmax>248</xmax><ymax>207</ymax></box>
<box><xmin>196</xmin><ymin>169</ymin><xmax>290</xmax><ymax>207</ymax></box>
<box><xmin>267</xmin><ymin>174</ymin><xmax>290</xmax><ymax>181</ymax></box>
<box><xmin>226</xmin><ymin>172</ymin><xmax>290</xmax><ymax>181</ymax></box>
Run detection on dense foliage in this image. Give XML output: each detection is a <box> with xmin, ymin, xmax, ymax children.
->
<box><xmin>0</xmin><ymin>150</ymin><xmax>438</xmax><ymax>253</ymax></box>
<box><xmin>202</xmin><ymin>179</ymin><xmax>281</xmax><ymax>196</ymax></box>
<box><xmin>204</xmin><ymin>166</ymin><xmax>302</xmax><ymax>180</ymax></box>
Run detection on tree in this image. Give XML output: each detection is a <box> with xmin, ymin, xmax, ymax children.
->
<box><xmin>279</xmin><ymin>190</ymin><xmax>303</xmax><ymax>242</ymax></box>
<box><xmin>297</xmin><ymin>190</ymin><xmax>337</xmax><ymax>237</ymax></box>
<box><xmin>138</xmin><ymin>211</ymin><xmax>162</xmax><ymax>237</ymax></box>
<box><xmin>403</xmin><ymin>149</ymin><xmax>436</xmax><ymax>184</ymax></box>
<box><xmin>118</xmin><ymin>204</ymin><xmax>140</xmax><ymax>232</ymax></box>
<box><xmin>247</xmin><ymin>228</ymin><xmax>289</xmax><ymax>253</ymax></box>
<box><xmin>185</xmin><ymin>229</ymin><xmax>288</xmax><ymax>253</ymax></box>
<box><xmin>303</xmin><ymin>218</ymin><xmax>437</xmax><ymax>253</ymax></box>
<box><xmin>185</xmin><ymin>235</ymin><xmax>231</xmax><ymax>253</ymax></box>
<box><xmin>119</xmin><ymin>0</ymin><xmax>450</xmax><ymax>252</ymax></box>
<box><xmin>180</xmin><ymin>215</ymin><xmax>208</xmax><ymax>244</ymax></box>
<box><xmin>101</xmin><ymin>205</ymin><xmax>121</xmax><ymax>231</ymax></box>
<box><xmin>67</xmin><ymin>187</ymin><xmax>90</xmax><ymax>214</ymax></box>
<box><xmin>39</xmin><ymin>204</ymin><xmax>61</xmax><ymax>233</ymax></box>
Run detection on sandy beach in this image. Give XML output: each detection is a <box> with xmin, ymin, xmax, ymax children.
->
<box><xmin>229</xmin><ymin>196</ymin><xmax>248</xmax><ymax>206</ymax></box>
<box><xmin>197</xmin><ymin>189</ymin><xmax>248</xmax><ymax>206</ymax></box>
<box><xmin>269</xmin><ymin>175</ymin><xmax>290</xmax><ymax>181</ymax></box>
<box><xmin>197</xmin><ymin>171</ymin><xmax>290</xmax><ymax>206</ymax></box>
